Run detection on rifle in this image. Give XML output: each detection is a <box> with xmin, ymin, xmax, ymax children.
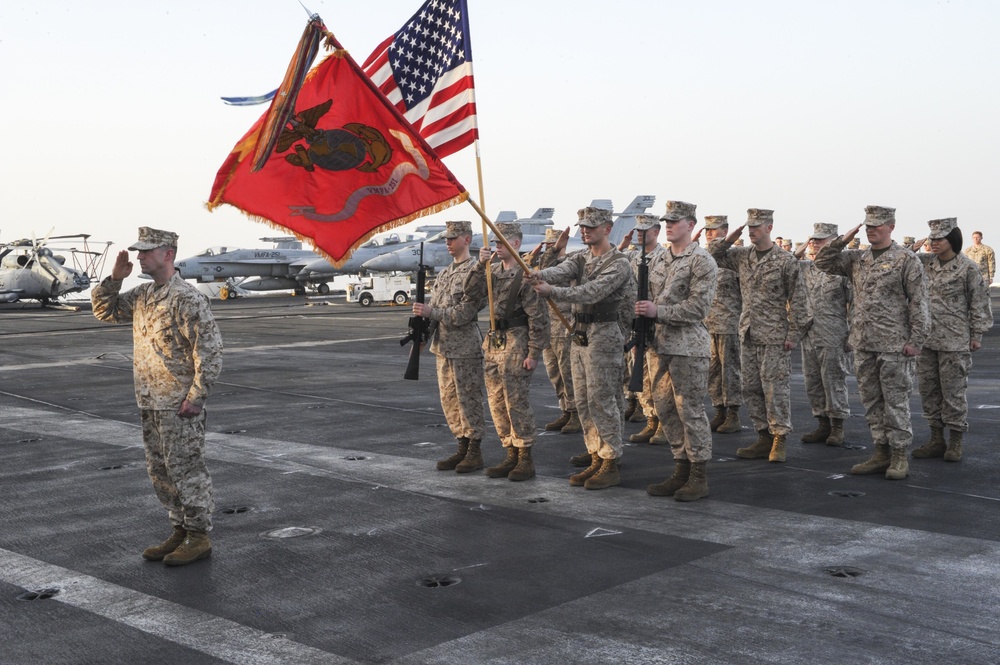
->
<box><xmin>625</xmin><ymin>230</ymin><xmax>651</xmax><ymax>393</ymax></box>
<box><xmin>400</xmin><ymin>242</ymin><xmax>429</xmax><ymax>380</ymax></box>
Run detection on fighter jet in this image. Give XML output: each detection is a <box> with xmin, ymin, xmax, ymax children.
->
<box><xmin>175</xmin><ymin>228</ymin><xmax>442</xmax><ymax>297</ymax></box>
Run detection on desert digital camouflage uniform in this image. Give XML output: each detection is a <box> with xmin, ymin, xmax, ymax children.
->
<box><xmin>647</xmin><ymin>242</ymin><xmax>717</xmax><ymax>462</ymax></box>
<box><xmin>92</xmin><ymin>271</ymin><xmax>223</xmax><ymax>533</ymax></box>
<box><xmin>706</xmin><ymin>255</ymin><xmax>742</xmax><ymax>409</ymax></box>
<box><xmin>475</xmin><ymin>258</ymin><xmax>550</xmax><ymax>449</ymax></box>
<box><xmin>539</xmin><ymin>246</ymin><xmax>577</xmax><ymax>418</ymax></box>
<box><xmin>425</xmin><ymin>257</ymin><xmax>488</xmax><ymax>441</ymax></box>
<box><xmin>915</xmin><ymin>246</ymin><xmax>993</xmax><ymax>433</ymax></box>
<box><xmin>815</xmin><ymin>223</ymin><xmax>930</xmax><ymax>453</ymax></box>
<box><xmin>964</xmin><ymin>241</ymin><xmax>995</xmax><ymax>285</ymax></box>
<box><xmin>710</xmin><ymin>221</ymin><xmax>808</xmax><ymax>437</ymax></box>
<box><xmin>537</xmin><ymin>248</ymin><xmax>635</xmax><ymax>460</ymax></box>
<box><xmin>624</xmin><ymin>240</ymin><xmax>667</xmax><ymax>419</ymax></box>
<box><xmin>800</xmin><ymin>258</ymin><xmax>852</xmax><ymax>421</ymax></box>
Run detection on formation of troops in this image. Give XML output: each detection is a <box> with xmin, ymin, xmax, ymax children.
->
<box><xmin>415</xmin><ymin>206</ymin><xmax>994</xmax><ymax>502</ymax></box>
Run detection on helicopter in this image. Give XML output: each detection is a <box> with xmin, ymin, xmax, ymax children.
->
<box><xmin>0</xmin><ymin>233</ymin><xmax>112</xmax><ymax>309</ymax></box>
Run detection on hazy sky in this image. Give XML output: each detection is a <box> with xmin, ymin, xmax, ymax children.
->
<box><xmin>3</xmin><ymin>0</ymin><xmax>998</xmax><ymax>266</ymax></box>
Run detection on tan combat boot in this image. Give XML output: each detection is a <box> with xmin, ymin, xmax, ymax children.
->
<box><xmin>584</xmin><ymin>457</ymin><xmax>621</xmax><ymax>490</ymax></box>
<box><xmin>912</xmin><ymin>427</ymin><xmax>946</xmax><ymax>458</ymax></box>
<box><xmin>569</xmin><ymin>454</ymin><xmax>602</xmax><ymax>486</ymax></box>
<box><xmin>646</xmin><ymin>458</ymin><xmax>690</xmax><ymax>497</ymax></box>
<box><xmin>569</xmin><ymin>449</ymin><xmax>592</xmax><ymax>467</ymax></box>
<box><xmin>826</xmin><ymin>418</ymin><xmax>845</xmax><ymax>447</ymax></box>
<box><xmin>485</xmin><ymin>446</ymin><xmax>519</xmax><ymax>478</ymax></box>
<box><xmin>623</xmin><ymin>396</ymin><xmax>638</xmax><ymax>421</ymax></box>
<box><xmin>769</xmin><ymin>434</ymin><xmax>787</xmax><ymax>463</ymax></box>
<box><xmin>801</xmin><ymin>416</ymin><xmax>831</xmax><ymax>443</ymax></box>
<box><xmin>737</xmin><ymin>429</ymin><xmax>773</xmax><ymax>459</ymax></box>
<box><xmin>508</xmin><ymin>447</ymin><xmax>535</xmax><ymax>481</ymax></box>
<box><xmin>544</xmin><ymin>411</ymin><xmax>571</xmax><ymax>431</ymax></box>
<box><xmin>628</xmin><ymin>402</ymin><xmax>647</xmax><ymax>423</ymax></box>
<box><xmin>649</xmin><ymin>422</ymin><xmax>669</xmax><ymax>445</ymax></box>
<box><xmin>885</xmin><ymin>447</ymin><xmax>909</xmax><ymax>480</ymax></box>
<box><xmin>851</xmin><ymin>443</ymin><xmax>891</xmax><ymax>475</ymax></box>
<box><xmin>629</xmin><ymin>416</ymin><xmax>659</xmax><ymax>443</ymax></box>
<box><xmin>436</xmin><ymin>437</ymin><xmax>469</xmax><ymax>471</ymax></box>
<box><xmin>674</xmin><ymin>461</ymin><xmax>709</xmax><ymax>502</ymax></box>
<box><xmin>142</xmin><ymin>525</ymin><xmax>186</xmax><ymax>561</ymax></box>
<box><xmin>709</xmin><ymin>405</ymin><xmax>726</xmax><ymax>432</ymax></box>
<box><xmin>455</xmin><ymin>439</ymin><xmax>483</xmax><ymax>473</ymax></box>
<box><xmin>561</xmin><ymin>412</ymin><xmax>582</xmax><ymax>434</ymax></box>
<box><xmin>944</xmin><ymin>430</ymin><xmax>963</xmax><ymax>462</ymax></box>
<box><xmin>716</xmin><ymin>405</ymin><xmax>742</xmax><ymax>433</ymax></box>
<box><xmin>163</xmin><ymin>531</ymin><xmax>212</xmax><ymax>566</ymax></box>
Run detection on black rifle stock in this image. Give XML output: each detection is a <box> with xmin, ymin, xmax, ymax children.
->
<box><xmin>625</xmin><ymin>232</ymin><xmax>651</xmax><ymax>393</ymax></box>
<box><xmin>401</xmin><ymin>242</ymin><xmax>428</xmax><ymax>380</ymax></box>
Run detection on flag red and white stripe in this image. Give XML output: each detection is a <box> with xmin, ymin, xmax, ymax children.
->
<box><xmin>362</xmin><ymin>0</ymin><xmax>478</xmax><ymax>159</ymax></box>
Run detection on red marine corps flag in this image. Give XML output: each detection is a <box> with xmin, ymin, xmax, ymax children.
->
<box><xmin>208</xmin><ymin>16</ymin><xmax>468</xmax><ymax>267</ymax></box>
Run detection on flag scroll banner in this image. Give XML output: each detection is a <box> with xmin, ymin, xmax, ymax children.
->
<box><xmin>208</xmin><ymin>26</ymin><xmax>468</xmax><ymax>267</ymax></box>
<box><xmin>362</xmin><ymin>0</ymin><xmax>478</xmax><ymax>159</ymax></box>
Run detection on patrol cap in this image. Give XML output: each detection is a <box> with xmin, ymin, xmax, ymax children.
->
<box><xmin>704</xmin><ymin>215</ymin><xmax>729</xmax><ymax>229</ymax></box>
<box><xmin>927</xmin><ymin>217</ymin><xmax>957</xmax><ymax>239</ymax></box>
<box><xmin>494</xmin><ymin>221</ymin><xmax>522</xmax><ymax>241</ymax></box>
<box><xmin>633</xmin><ymin>214</ymin><xmax>660</xmax><ymax>231</ymax></box>
<box><xmin>659</xmin><ymin>201</ymin><xmax>697</xmax><ymax>222</ymax></box>
<box><xmin>576</xmin><ymin>206</ymin><xmax>613</xmax><ymax>227</ymax></box>
<box><xmin>902</xmin><ymin>236</ymin><xmax>916</xmax><ymax>246</ymax></box>
<box><xmin>441</xmin><ymin>220</ymin><xmax>473</xmax><ymax>238</ymax></box>
<box><xmin>129</xmin><ymin>227</ymin><xmax>179</xmax><ymax>251</ymax></box>
<box><xmin>864</xmin><ymin>205</ymin><xmax>896</xmax><ymax>227</ymax></box>
<box><xmin>746</xmin><ymin>209</ymin><xmax>774</xmax><ymax>227</ymax></box>
<box><xmin>809</xmin><ymin>223</ymin><xmax>839</xmax><ymax>240</ymax></box>
<box><xmin>543</xmin><ymin>228</ymin><xmax>561</xmax><ymax>243</ymax></box>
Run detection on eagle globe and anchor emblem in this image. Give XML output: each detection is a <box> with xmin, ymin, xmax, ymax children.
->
<box><xmin>275</xmin><ymin>99</ymin><xmax>392</xmax><ymax>173</ymax></box>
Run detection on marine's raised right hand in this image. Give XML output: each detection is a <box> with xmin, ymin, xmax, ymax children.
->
<box><xmin>111</xmin><ymin>250</ymin><xmax>133</xmax><ymax>280</ymax></box>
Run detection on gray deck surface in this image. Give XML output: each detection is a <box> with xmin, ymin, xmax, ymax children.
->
<box><xmin>1</xmin><ymin>292</ymin><xmax>998</xmax><ymax>664</ymax></box>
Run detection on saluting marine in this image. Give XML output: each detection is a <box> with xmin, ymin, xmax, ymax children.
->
<box><xmin>92</xmin><ymin>227</ymin><xmax>223</xmax><ymax>566</ymax></box>
<box><xmin>701</xmin><ymin>215</ymin><xmax>743</xmax><ymax>434</ymax></box>
<box><xmin>532</xmin><ymin>206</ymin><xmax>636</xmax><ymax>490</ymax></box>
<box><xmin>475</xmin><ymin>222</ymin><xmax>550</xmax><ymax>481</ymax></box>
<box><xmin>709</xmin><ymin>209</ymin><xmax>808</xmax><ymax>464</ymax></box>
<box><xmin>911</xmin><ymin>218</ymin><xmax>993</xmax><ymax>462</ymax></box>
<box><xmin>638</xmin><ymin>201</ymin><xmax>718</xmax><ymax>502</ymax></box>
<box><xmin>815</xmin><ymin>206</ymin><xmax>930</xmax><ymax>480</ymax></box>
<box><xmin>413</xmin><ymin>221</ymin><xmax>489</xmax><ymax>474</ymax></box>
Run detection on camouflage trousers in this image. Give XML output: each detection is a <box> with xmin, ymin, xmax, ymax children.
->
<box><xmin>140</xmin><ymin>409</ymin><xmax>213</xmax><ymax>533</ymax></box>
<box><xmin>854</xmin><ymin>351</ymin><xmax>915</xmax><ymax>450</ymax></box>
<box><xmin>435</xmin><ymin>356</ymin><xmax>485</xmax><ymax>441</ymax></box>
<box><xmin>709</xmin><ymin>333</ymin><xmax>742</xmax><ymax>407</ymax></box>
<box><xmin>741</xmin><ymin>342</ymin><xmax>792</xmax><ymax>435</ymax></box>
<box><xmin>801</xmin><ymin>337</ymin><xmax>851</xmax><ymax>419</ymax></box>
<box><xmin>543</xmin><ymin>335</ymin><xmax>576</xmax><ymax>414</ymax></box>
<box><xmin>917</xmin><ymin>349</ymin><xmax>972</xmax><ymax>432</ymax></box>
<box><xmin>571</xmin><ymin>342</ymin><xmax>624</xmax><ymax>459</ymax></box>
<box><xmin>649</xmin><ymin>353</ymin><xmax>712</xmax><ymax>462</ymax></box>
<box><xmin>485</xmin><ymin>350</ymin><xmax>537</xmax><ymax>448</ymax></box>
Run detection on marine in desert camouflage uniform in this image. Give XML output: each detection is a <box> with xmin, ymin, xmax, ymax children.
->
<box><xmin>413</xmin><ymin>221</ymin><xmax>488</xmax><ymax>474</ymax></box>
<box><xmin>638</xmin><ymin>201</ymin><xmax>717</xmax><ymax>502</ymax></box>
<box><xmin>533</xmin><ymin>207</ymin><xmax>636</xmax><ymax>490</ymax></box>
<box><xmin>964</xmin><ymin>231</ymin><xmax>996</xmax><ymax>286</ymax></box>
<box><xmin>710</xmin><ymin>209</ymin><xmax>808</xmax><ymax>463</ymax></box>
<box><xmin>796</xmin><ymin>223</ymin><xmax>852</xmax><ymax>447</ymax></box>
<box><xmin>911</xmin><ymin>219</ymin><xmax>993</xmax><ymax>463</ymax></box>
<box><xmin>474</xmin><ymin>223</ymin><xmax>550</xmax><ymax>481</ymax></box>
<box><xmin>815</xmin><ymin>206</ymin><xmax>930</xmax><ymax>480</ymax></box>
<box><xmin>701</xmin><ymin>216</ymin><xmax>743</xmax><ymax>434</ymax></box>
<box><xmin>533</xmin><ymin>228</ymin><xmax>581</xmax><ymax>436</ymax></box>
<box><xmin>619</xmin><ymin>215</ymin><xmax>668</xmax><ymax>444</ymax></box>
<box><xmin>92</xmin><ymin>227</ymin><xmax>223</xmax><ymax>566</ymax></box>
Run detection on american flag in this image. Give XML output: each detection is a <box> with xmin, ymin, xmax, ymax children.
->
<box><xmin>362</xmin><ymin>0</ymin><xmax>478</xmax><ymax>159</ymax></box>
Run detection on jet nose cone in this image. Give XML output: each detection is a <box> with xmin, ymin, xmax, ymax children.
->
<box><xmin>362</xmin><ymin>254</ymin><xmax>396</xmax><ymax>272</ymax></box>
